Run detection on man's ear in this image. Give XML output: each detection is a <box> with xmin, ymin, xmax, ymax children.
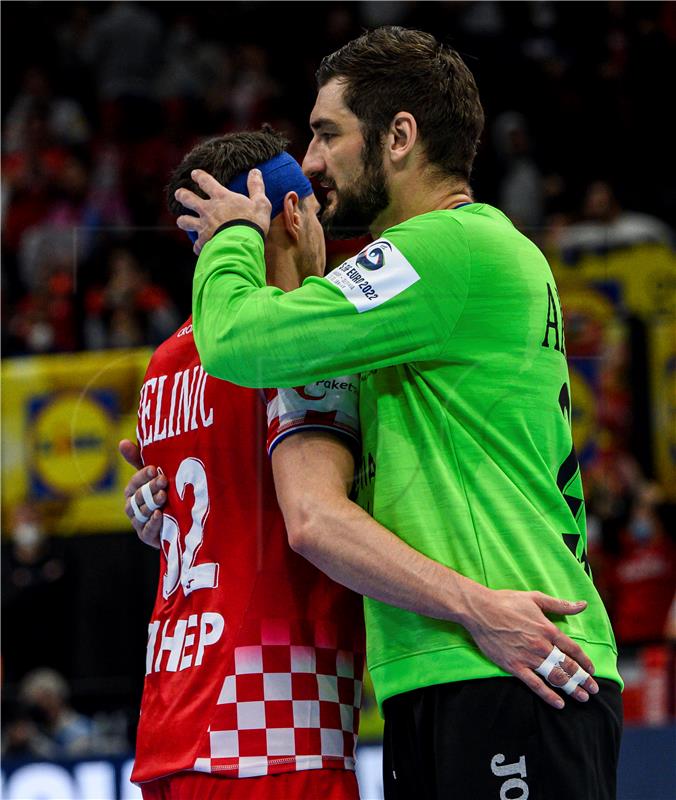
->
<box><xmin>281</xmin><ymin>191</ymin><xmax>301</xmax><ymax>242</ymax></box>
<box><xmin>386</xmin><ymin>112</ymin><xmax>418</xmax><ymax>166</ymax></box>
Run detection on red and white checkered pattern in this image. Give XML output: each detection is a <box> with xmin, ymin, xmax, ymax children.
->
<box><xmin>193</xmin><ymin>620</ymin><xmax>362</xmax><ymax>778</ymax></box>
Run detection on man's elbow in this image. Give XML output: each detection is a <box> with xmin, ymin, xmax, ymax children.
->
<box><xmin>199</xmin><ymin>346</ymin><xmax>230</xmax><ymax>381</ymax></box>
<box><xmin>195</xmin><ymin>336</ymin><xmax>241</xmax><ymax>384</ymax></box>
<box><xmin>197</xmin><ymin>340</ymin><xmax>270</xmax><ymax>388</ymax></box>
<box><xmin>285</xmin><ymin>500</ymin><xmax>323</xmax><ymax>558</ymax></box>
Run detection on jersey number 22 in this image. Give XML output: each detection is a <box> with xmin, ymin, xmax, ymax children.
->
<box><xmin>160</xmin><ymin>457</ymin><xmax>219</xmax><ymax>599</ymax></box>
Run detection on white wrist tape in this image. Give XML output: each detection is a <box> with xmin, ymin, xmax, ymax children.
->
<box><xmin>535</xmin><ymin>646</ymin><xmax>566</xmax><ymax>681</ymax></box>
<box><xmin>130</xmin><ymin>494</ymin><xmax>150</xmax><ymax>524</ymax></box>
<box><xmin>141</xmin><ymin>481</ymin><xmax>161</xmax><ymax>512</ymax></box>
<box><xmin>561</xmin><ymin>667</ymin><xmax>590</xmax><ymax>695</ymax></box>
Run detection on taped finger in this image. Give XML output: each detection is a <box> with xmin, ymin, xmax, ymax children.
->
<box><xmin>141</xmin><ymin>481</ymin><xmax>161</xmax><ymax>512</ymax></box>
<box><xmin>560</xmin><ymin>666</ymin><xmax>590</xmax><ymax>696</ymax></box>
<box><xmin>130</xmin><ymin>494</ymin><xmax>150</xmax><ymax>524</ymax></box>
<box><xmin>534</xmin><ymin>645</ymin><xmax>565</xmax><ymax>681</ymax></box>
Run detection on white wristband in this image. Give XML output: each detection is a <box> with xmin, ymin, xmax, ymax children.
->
<box><xmin>141</xmin><ymin>481</ymin><xmax>161</xmax><ymax>512</ymax></box>
<box><xmin>130</xmin><ymin>494</ymin><xmax>149</xmax><ymax>524</ymax></box>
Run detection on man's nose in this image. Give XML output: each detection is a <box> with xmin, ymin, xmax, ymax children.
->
<box><xmin>302</xmin><ymin>141</ymin><xmax>324</xmax><ymax>179</ymax></box>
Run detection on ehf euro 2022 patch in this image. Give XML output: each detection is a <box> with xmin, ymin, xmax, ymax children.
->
<box><xmin>325</xmin><ymin>239</ymin><xmax>420</xmax><ymax>313</ymax></box>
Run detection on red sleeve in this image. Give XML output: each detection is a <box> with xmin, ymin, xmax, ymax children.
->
<box><xmin>264</xmin><ymin>376</ymin><xmax>360</xmax><ymax>456</ymax></box>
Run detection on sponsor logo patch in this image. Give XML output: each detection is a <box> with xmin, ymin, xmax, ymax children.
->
<box><xmin>325</xmin><ymin>239</ymin><xmax>420</xmax><ymax>312</ymax></box>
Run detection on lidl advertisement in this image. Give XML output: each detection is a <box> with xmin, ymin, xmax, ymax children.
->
<box><xmin>2</xmin><ymin>348</ymin><xmax>151</xmax><ymax>534</ymax></box>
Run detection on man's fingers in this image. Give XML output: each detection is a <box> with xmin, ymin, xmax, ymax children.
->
<box><xmin>124</xmin><ymin>469</ymin><xmax>167</xmax><ymax>531</ymax></box>
<box><xmin>174</xmin><ymin>187</ymin><xmax>206</xmax><ymax>214</ymax></box>
<box><xmin>125</xmin><ymin>466</ymin><xmax>156</xmax><ymax>499</ymax></box>
<box><xmin>571</xmin><ymin>684</ymin><xmax>590</xmax><ymax>703</ymax></box>
<box><xmin>556</xmin><ymin>653</ymin><xmax>598</xmax><ymax>697</ymax></box>
<box><xmin>176</xmin><ymin>214</ymin><xmax>200</xmax><ymax>232</ymax></box>
<box><xmin>247</xmin><ymin>169</ymin><xmax>266</xmax><ymax>200</ymax></box>
<box><xmin>136</xmin><ymin>487</ymin><xmax>167</xmax><ymax>514</ymax></box>
<box><xmin>532</xmin><ymin>644</ymin><xmax>598</xmax><ymax>702</ymax></box>
<box><xmin>534</xmin><ymin>593</ymin><xmax>587</xmax><ymax>616</ymax></box>
<box><xmin>119</xmin><ymin>439</ymin><xmax>143</xmax><ymax>470</ymax></box>
<box><xmin>124</xmin><ymin>466</ymin><xmax>165</xmax><ymax>498</ymax></box>
<box><xmin>191</xmin><ymin>169</ymin><xmax>227</xmax><ymax>199</ymax></box>
<box><xmin>133</xmin><ymin>485</ymin><xmax>167</xmax><ymax>517</ymax></box>
<box><xmin>527</xmin><ymin>654</ymin><xmax>591</xmax><ymax>703</ymax></box>
<box><xmin>138</xmin><ymin>510</ymin><xmax>162</xmax><ymax>549</ymax></box>
<box><xmin>247</xmin><ymin>169</ymin><xmax>272</xmax><ymax>215</ymax></box>
<box><xmin>549</xmin><ymin>662</ymin><xmax>592</xmax><ymax>702</ymax></box>
<box><xmin>516</xmin><ymin>668</ymin><xmax>565</xmax><ymax>710</ymax></box>
<box><xmin>551</xmin><ymin>631</ymin><xmax>596</xmax><ymax>676</ymax></box>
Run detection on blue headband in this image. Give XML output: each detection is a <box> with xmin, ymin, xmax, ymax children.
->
<box><xmin>186</xmin><ymin>152</ymin><xmax>313</xmax><ymax>243</ymax></box>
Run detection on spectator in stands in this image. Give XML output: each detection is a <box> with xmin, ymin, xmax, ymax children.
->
<box><xmin>1</xmin><ymin>505</ymin><xmax>69</xmax><ymax>681</ymax></box>
<box><xmin>557</xmin><ymin>180</ymin><xmax>674</xmax><ymax>261</ymax></box>
<box><xmin>17</xmin><ymin>152</ymin><xmax>100</xmax><ymax>290</ymax></box>
<box><xmin>83</xmin><ymin>1</ymin><xmax>162</xmax><ymax>103</ymax></box>
<box><xmin>1</xmin><ymin>708</ymin><xmax>54</xmax><ymax>760</ymax></box>
<box><xmin>3</xmin><ymin>66</ymin><xmax>90</xmax><ymax>155</ymax></box>
<box><xmin>7</xmin><ymin>268</ymin><xmax>77</xmax><ymax>353</ymax></box>
<box><xmin>610</xmin><ymin>483</ymin><xmax>675</xmax><ymax>645</ymax></box>
<box><xmin>55</xmin><ymin>4</ymin><xmax>95</xmax><ymax>89</ymax></box>
<box><xmin>228</xmin><ymin>44</ymin><xmax>280</xmax><ymax>128</ymax></box>
<box><xmin>493</xmin><ymin>111</ymin><xmax>545</xmax><ymax>233</ymax></box>
<box><xmin>2</xmin><ymin>105</ymin><xmax>69</xmax><ymax>257</ymax></box>
<box><xmin>155</xmin><ymin>15</ymin><xmax>203</xmax><ymax>102</ymax></box>
<box><xmin>84</xmin><ymin>247</ymin><xmax>180</xmax><ymax>349</ymax></box>
<box><xmin>82</xmin><ymin>1</ymin><xmax>163</xmax><ymax>143</ymax></box>
<box><xmin>18</xmin><ymin>668</ymin><xmax>94</xmax><ymax>757</ymax></box>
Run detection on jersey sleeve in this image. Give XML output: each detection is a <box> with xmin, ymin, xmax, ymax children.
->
<box><xmin>192</xmin><ymin>213</ymin><xmax>471</xmax><ymax>388</ymax></box>
<box><xmin>264</xmin><ymin>376</ymin><xmax>360</xmax><ymax>456</ymax></box>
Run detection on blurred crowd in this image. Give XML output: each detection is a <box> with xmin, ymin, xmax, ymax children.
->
<box><xmin>2</xmin><ymin>1</ymin><xmax>674</xmax><ymax>357</ymax></box>
<box><xmin>2</xmin><ymin>0</ymin><xmax>675</xmax><ymax>758</ymax></box>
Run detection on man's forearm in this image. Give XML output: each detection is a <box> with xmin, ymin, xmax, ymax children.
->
<box><xmin>289</xmin><ymin>486</ymin><xmax>484</xmax><ymax>626</ymax></box>
<box><xmin>272</xmin><ymin>431</ymin><xmax>484</xmax><ymax>625</ymax></box>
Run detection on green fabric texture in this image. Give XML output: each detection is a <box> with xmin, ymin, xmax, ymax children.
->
<box><xmin>193</xmin><ymin>204</ymin><xmax>622</xmax><ymax>712</ymax></box>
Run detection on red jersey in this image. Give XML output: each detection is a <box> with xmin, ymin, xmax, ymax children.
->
<box><xmin>131</xmin><ymin>319</ymin><xmax>364</xmax><ymax>784</ymax></box>
<box><xmin>612</xmin><ymin>533</ymin><xmax>675</xmax><ymax>644</ymax></box>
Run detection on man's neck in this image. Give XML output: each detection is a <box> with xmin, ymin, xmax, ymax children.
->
<box><xmin>370</xmin><ymin>170</ymin><xmax>474</xmax><ymax>238</ymax></box>
<box><xmin>266</xmin><ymin>252</ymin><xmax>304</xmax><ymax>292</ymax></box>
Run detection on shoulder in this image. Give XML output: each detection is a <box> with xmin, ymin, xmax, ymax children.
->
<box><xmin>383</xmin><ymin>210</ymin><xmax>466</xmax><ymax>242</ymax></box>
<box><xmin>383</xmin><ymin>205</ymin><xmax>516</xmax><ymax>255</ymax></box>
<box><xmin>380</xmin><ymin>211</ymin><xmax>471</xmax><ymax>272</ymax></box>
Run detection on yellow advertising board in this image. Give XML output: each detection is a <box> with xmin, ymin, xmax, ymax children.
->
<box><xmin>552</xmin><ymin>243</ymin><xmax>676</xmax><ymax>496</ymax></box>
<box><xmin>649</xmin><ymin>319</ymin><xmax>676</xmax><ymax>500</ymax></box>
<box><xmin>2</xmin><ymin>348</ymin><xmax>151</xmax><ymax>534</ymax></box>
<box><xmin>550</xmin><ymin>242</ymin><xmax>676</xmax><ymax>320</ymax></box>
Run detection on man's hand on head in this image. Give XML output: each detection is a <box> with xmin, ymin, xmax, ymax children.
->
<box><xmin>175</xmin><ymin>169</ymin><xmax>272</xmax><ymax>256</ymax></box>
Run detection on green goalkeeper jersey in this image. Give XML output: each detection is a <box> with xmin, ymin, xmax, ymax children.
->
<box><xmin>193</xmin><ymin>204</ymin><xmax>622</xmax><ymax>710</ymax></box>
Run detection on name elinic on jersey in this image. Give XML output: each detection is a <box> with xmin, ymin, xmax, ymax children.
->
<box><xmin>137</xmin><ymin>365</ymin><xmax>213</xmax><ymax>448</ymax></box>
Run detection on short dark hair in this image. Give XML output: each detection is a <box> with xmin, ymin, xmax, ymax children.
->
<box><xmin>166</xmin><ymin>125</ymin><xmax>289</xmax><ymax>217</ymax></box>
<box><xmin>317</xmin><ymin>27</ymin><xmax>484</xmax><ymax>181</ymax></box>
